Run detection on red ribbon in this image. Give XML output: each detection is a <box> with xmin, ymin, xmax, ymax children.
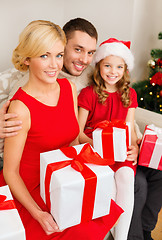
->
<box><xmin>94</xmin><ymin>120</ymin><xmax>129</xmax><ymax>164</ymax></box>
<box><xmin>45</xmin><ymin>143</ymin><xmax>110</xmax><ymax>223</ymax></box>
<box><xmin>0</xmin><ymin>194</ymin><xmax>16</xmax><ymax>211</ymax></box>
<box><xmin>138</xmin><ymin>126</ymin><xmax>162</xmax><ymax>170</ymax></box>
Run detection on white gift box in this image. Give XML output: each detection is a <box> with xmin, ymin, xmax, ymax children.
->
<box><xmin>0</xmin><ymin>185</ymin><xmax>26</xmax><ymax>240</ymax></box>
<box><xmin>93</xmin><ymin>121</ymin><xmax>131</xmax><ymax>163</ymax></box>
<box><xmin>40</xmin><ymin>143</ymin><xmax>114</xmax><ymax>230</ymax></box>
<box><xmin>138</xmin><ymin>124</ymin><xmax>162</xmax><ymax>170</ymax></box>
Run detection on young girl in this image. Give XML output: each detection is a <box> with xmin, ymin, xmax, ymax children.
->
<box><xmin>78</xmin><ymin>38</ymin><xmax>139</xmax><ymax>240</ymax></box>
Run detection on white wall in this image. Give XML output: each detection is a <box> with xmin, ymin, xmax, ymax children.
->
<box><xmin>0</xmin><ymin>0</ymin><xmax>162</xmax><ymax>83</ymax></box>
<box><xmin>131</xmin><ymin>0</ymin><xmax>162</xmax><ymax>82</ymax></box>
<box><xmin>0</xmin><ymin>0</ymin><xmax>65</xmax><ymax>71</ymax></box>
<box><xmin>63</xmin><ymin>0</ymin><xmax>134</xmax><ymax>43</ymax></box>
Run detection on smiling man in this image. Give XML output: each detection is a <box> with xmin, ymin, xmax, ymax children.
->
<box><xmin>63</xmin><ymin>20</ymin><xmax>97</xmax><ymax>76</ymax></box>
<box><xmin>59</xmin><ymin>18</ymin><xmax>97</xmax><ymax>93</ymax></box>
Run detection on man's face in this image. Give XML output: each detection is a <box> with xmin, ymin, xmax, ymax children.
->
<box><xmin>63</xmin><ymin>30</ymin><xmax>97</xmax><ymax>76</ymax></box>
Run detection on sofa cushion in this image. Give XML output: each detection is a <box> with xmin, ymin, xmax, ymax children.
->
<box><xmin>0</xmin><ymin>68</ymin><xmax>26</xmax><ymax>109</ymax></box>
<box><xmin>135</xmin><ymin>107</ymin><xmax>162</xmax><ymax>134</ymax></box>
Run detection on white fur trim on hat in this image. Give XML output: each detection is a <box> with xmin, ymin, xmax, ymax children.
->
<box><xmin>92</xmin><ymin>42</ymin><xmax>134</xmax><ymax>71</ymax></box>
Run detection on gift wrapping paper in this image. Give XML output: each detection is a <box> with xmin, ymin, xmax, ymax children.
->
<box><xmin>138</xmin><ymin>124</ymin><xmax>162</xmax><ymax>170</ymax></box>
<box><xmin>40</xmin><ymin>143</ymin><xmax>114</xmax><ymax>230</ymax></box>
<box><xmin>93</xmin><ymin>120</ymin><xmax>131</xmax><ymax>164</ymax></box>
<box><xmin>0</xmin><ymin>185</ymin><xmax>26</xmax><ymax>240</ymax></box>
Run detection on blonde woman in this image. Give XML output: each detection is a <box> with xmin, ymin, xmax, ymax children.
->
<box><xmin>0</xmin><ymin>22</ymin><xmax>123</xmax><ymax>239</ymax></box>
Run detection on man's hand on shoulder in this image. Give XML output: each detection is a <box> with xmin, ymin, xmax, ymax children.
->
<box><xmin>0</xmin><ymin>101</ymin><xmax>22</xmax><ymax>138</ymax></box>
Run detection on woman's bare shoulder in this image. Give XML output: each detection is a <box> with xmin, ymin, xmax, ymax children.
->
<box><xmin>8</xmin><ymin>100</ymin><xmax>30</xmax><ymax>121</ymax></box>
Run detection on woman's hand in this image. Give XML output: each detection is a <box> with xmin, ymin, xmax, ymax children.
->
<box><xmin>126</xmin><ymin>145</ymin><xmax>139</xmax><ymax>165</ymax></box>
<box><xmin>36</xmin><ymin>210</ymin><xmax>62</xmax><ymax>235</ymax></box>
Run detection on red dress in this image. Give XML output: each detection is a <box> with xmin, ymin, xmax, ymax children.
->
<box><xmin>78</xmin><ymin>85</ymin><xmax>138</xmax><ymax>173</ymax></box>
<box><xmin>0</xmin><ymin>79</ymin><xmax>123</xmax><ymax>240</ymax></box>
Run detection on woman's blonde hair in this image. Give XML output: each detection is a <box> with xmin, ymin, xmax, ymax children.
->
<box><xmin>12</xmin><ymin>20</ymin><xmax>66</xmax><ymax>72</ymax></box>
<box><xmin>92</xmin><ymin>61</ymin><xmax>131</xmax><ymax>107</ymax></box>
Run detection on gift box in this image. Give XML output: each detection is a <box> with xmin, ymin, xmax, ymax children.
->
<box><xmin>0</xmin><ymin>185</ymin><xmax>26</xmax><ymax>240</ymax></box>
<box><xmin>93</xmin><ymin>120</ymin><xmax>131</xmax><ymax>164</ymax></box>
<box><xmin>138</xmin><ymin>124</ymin><xmax>162</xmax><ymax>170</ymax></box>
<box><xmin>40</xmin><ymin>143</ymin><xmax>114</xmax><ymax>230</ymax></box>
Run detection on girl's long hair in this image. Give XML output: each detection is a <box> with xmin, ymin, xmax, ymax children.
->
<box><xmin>92</xmin><ymin>61</ymin><xmax>131</xmax><ymax>107</ymax></box>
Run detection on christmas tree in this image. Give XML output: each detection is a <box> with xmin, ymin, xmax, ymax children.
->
<box><xmin>132</xmin><ymin>32</ymin><xmax>162</xmax><ymax>114</ymax></box>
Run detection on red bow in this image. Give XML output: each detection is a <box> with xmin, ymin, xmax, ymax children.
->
<box><xmin>94</xmin><ymin>120</ymin><xmax>129</xmax><ymax>164</ymax></box>
<box><xmin>45</xmin><ymin>143</ymin><xmax>110</xmax><ymax>223</ymax></box>
<box><xmin>94</xmin><ymin>119</ymin><xmax>128</xmax><ymax>130</ymax></box>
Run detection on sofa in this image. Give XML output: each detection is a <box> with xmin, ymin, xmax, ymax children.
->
<box><xmin>135</xmin><ymin>107</ymin><xmax>162</xmax><ymax>134</ymax></box>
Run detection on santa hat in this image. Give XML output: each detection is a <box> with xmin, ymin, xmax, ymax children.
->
<box><xmin>92</xmin><ymin>38</ymin><xmax>134</xmax><ymax>71</ymax></box>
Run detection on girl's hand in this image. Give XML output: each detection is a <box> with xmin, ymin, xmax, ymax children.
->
<box><xmin>137</xmin><ymin>138</ymin><xmax>142</xmax><ymax>146</ymax></box>
<box><xmin>126</xmin><ymin>145</ymin><xmax>139</xmax><ymax>165</ymax></box>
<box><xmin>36</xmin><ymin>210</ymin><xmax>61</xmax><ymax>235</ymax></box>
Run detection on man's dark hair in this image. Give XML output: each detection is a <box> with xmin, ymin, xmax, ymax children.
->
<box><xmin>63</xmin><ymin>18</ymin><xmax>98</xmax><ymax>41</ymax></box>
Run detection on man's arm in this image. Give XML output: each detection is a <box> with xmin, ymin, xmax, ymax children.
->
<box><xmin>0</xmin><ymin>68</ymin><xmax>28</xmax><ymax>138</ymax></box>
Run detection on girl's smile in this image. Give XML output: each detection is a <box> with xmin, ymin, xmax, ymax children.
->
<box><xmin>100</xmin><ymin>55</ymin><xmax>125</xmax><ymax>91</ymax></box>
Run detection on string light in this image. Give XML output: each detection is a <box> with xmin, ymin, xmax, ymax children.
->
<box><xmin>149</xmin><ymin>92</ymin><xmax>153</xmax><ymax>95</ymax></box>
<box><xmin>140</xmin><ymin>97</ymin><xmax>144</xmax><ymax>101</ymax></box>
<box><xmin>159</xmin><ymin>104</ymin><xmax>162</xmax><ymax>112</ymax></box>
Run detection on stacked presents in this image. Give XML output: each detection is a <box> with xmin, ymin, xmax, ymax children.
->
<box><xmin>1</xmin><ymin>121</ymin><xmax>161</xmax><ymax>234</ymax></box>
<box><xmin>1</xmin><ymin>121</ymin><xmax>161</xmax><ymax>235</ymax></box>
<box><xmin>40</xmin><ymin>120</ymin><xmax>130</xmax><ymax>230</ymax></box>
